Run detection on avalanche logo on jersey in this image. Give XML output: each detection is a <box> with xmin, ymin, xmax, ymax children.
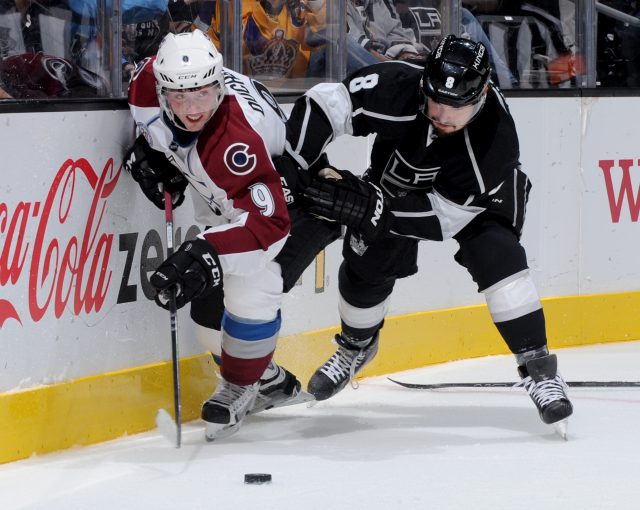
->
<box><xmin>224</xmin><ymin>143</ymin><xmax>257</xmax><ymax>175</ymax></box>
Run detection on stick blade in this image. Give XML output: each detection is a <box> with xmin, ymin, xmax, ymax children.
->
<box><xmin>156</xmin><ymin>408</ymin><xmax>180</xmax><ymax>447</ymax></box>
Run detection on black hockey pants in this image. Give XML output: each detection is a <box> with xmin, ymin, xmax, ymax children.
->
<box><xmin>338</xmin><ymin>215</ymin><xmax>547</xmax><ymax>354</ymax></box>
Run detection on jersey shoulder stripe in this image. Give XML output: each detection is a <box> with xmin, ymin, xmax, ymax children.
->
<box><xmin>127</xmin><ymin>57</ymin><xmax>159</xmax><ymax>109</ymax></box>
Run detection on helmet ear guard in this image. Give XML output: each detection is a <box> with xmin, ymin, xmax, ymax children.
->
<box><xmin>422</xmin><ymin>35</ymin><xmax>491</xmax><ymax>108</ymax></box>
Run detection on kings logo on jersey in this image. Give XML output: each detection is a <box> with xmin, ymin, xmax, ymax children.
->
<box><xmin>380</xmin><ymin>151</ymin><xmax>440</xmax><ymax>197</ymax></box>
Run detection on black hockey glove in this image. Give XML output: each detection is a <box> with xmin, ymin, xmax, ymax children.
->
<box><xmin>150</xmin><ymin>239</ymin><xmax>223</xmax><ymax>310</ymax></box>
<box><xmin>302</xmin><ymin>170</ymin><xmax>393</xmax><ymax>242</ymax></box>
<box><xmin>273</xmin><ymin>155</ymin><xmax>310</xmax><ymax>209</ymax></box>
<box><xmin>124</xmin><ymin>135</ymin><xmax>188</xmax><ymax>210</ymax></box>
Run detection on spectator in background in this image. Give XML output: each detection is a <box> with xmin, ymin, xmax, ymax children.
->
<box><xmin>122</xmin><ymin>0</ymin><xmax>199</xmax><ymax>81</ymax></box>
<box><xmin>0</xmin><ymin>51</ymin><xmax>105</xmax><ymax>98</ymax></box>
<box><xmin>207</xmin><ymin>0</ymin><xmax>325</xmax><ymax>81</ymax></box>
<box><xmin>1</xmin><ymin>1</ymin><xmax>24</xmax><ymax>60</ymax></box>
<box><xmin>306</xmin><ymin>0</ymin><xmax>382</xmax><ymax>77</ymax></box>
<box><xmin>596</xmin><ymin>1</ymin><xmax>640</xmax><ymax>87</ymax></box>
<box><xmin>460</xmin><ymin>5</ymin><xmax>516</xmax><ymax>87</ymax></box>
<box><xmin>616</xmin><ymin>1</ymin><xmax>640</xmax><ymax>87</ymax></box>
<box><xmin>464</xmin><ymin>0</ymin><xmax>584</xmax><ymax>87</ymax></box>
<box><xmin>1</xmin><ymin>0</ymin><xmax>70</xmax><ymax>56</ymax></box>
<box><xmin>346</xmin><ymin>0</ymin><xmax>428</xmax><ymax>64</ymax></box>
<box><xmin>67</xmin><ymin>0</ymin><xmax>201</xmax><ymax>83</ymax></box>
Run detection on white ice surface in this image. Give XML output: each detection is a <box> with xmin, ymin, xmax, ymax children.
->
<box><xmin>2</xmin><ymin>342</ymin><xmax>640</xmax><ymax>510</ymax></box>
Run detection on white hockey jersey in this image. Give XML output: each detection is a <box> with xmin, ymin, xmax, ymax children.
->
<box><xmin>128</xmin><ymin>58</ymin><xmax>290</xmax><ymax>276</ymax></box>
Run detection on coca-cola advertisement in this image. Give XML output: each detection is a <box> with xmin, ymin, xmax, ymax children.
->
<box><xmin>0</xmin><ymin>110</ymin><xmax>200</xmax><ymax>392</ymax></box>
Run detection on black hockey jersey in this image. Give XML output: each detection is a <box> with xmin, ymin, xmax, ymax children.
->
<box><xmin>286</xmin><ymin>61</ymin><xmax>529</xmax><ymax>241</ymax></box>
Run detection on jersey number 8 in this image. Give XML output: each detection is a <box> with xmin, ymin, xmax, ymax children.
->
<box><xmin>349</xmin><ymin>74</ymin><xmax>379</xmax><ymax>93</ymax></box>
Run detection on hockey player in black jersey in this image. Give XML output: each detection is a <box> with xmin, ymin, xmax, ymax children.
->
<box><xmin>286</xmin><ymin>34</ymin><xmax>573</xmax><ymax>433</ymax></box>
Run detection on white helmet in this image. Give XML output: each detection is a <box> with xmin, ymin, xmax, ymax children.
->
<box><xmin>153</xmin><ymin>29</ymin><xmax>225</xmax><ymax>125</ymax></box>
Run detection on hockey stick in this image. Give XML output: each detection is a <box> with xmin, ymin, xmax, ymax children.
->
<box><xmin>155</xmin><ymin>189</ymin><xmax>182</xmax><ymax>448</ymax></box>
<box><xmin>387</xmin><ymin>378</ymin><xmax>640</xmax><ymax>389</ymax></box>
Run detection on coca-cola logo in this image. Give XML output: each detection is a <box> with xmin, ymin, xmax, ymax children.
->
<box><xmin>0</xmin><ymin>158</ymin><xmax>120</xmax><ymax>327</ymax></box>
<box><xmin>0</xmin><ymin>156</ymin><xmax>202</xmax><ymax>329</ymax></box>
<box><xmin>599</xmin><ymin>159</ymin><xmax>640</xmax><ymax>223</ymax></box>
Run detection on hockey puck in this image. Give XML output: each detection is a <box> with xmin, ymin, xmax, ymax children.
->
<box><xmin>244</xmin><ymin>473</ymin><xmax>272</xmax><ymax>485</ymax></box>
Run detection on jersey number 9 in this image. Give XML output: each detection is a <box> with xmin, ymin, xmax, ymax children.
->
<box><xmin>250</xmin><ymin>183</ymin><xmax>275</xmax><ymax>216</ymax></box>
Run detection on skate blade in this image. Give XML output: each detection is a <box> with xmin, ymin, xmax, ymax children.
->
<box><xmin>271</xmin><ymin>389</ymin><xmax>315</xmax><ymax>409</ymax></box>
<box><xmin>204</xmin><ymin>421</ymin><xmax>241</xmax><ymax>442</ymax></box>
<box><xmin>553</xmin><ymin>419</ymin><xmax>569</xmax><ymax>440</ymax></box>
<box><xmin>250</xmin><ymin>390</ymin><xmax>316</xmax><ymax>415</ymax></box>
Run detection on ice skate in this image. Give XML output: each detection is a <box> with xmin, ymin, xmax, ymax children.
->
<box><xmin>202</xmin><ymin>378</ymin><xmax>259</xmax><ymax>441</ymax></box>
<box><xmin>516</xmin><ymin>354</ymin><xmax>573</xmax><ymax>436</ymax></box>
<box><xmin>249</xmin><ymin>361</ymin><xmax>315</xmax><ymax>415</ymax></box>
<box><xmin>307</xmin><ymin>332</ymin><xmax>379</xmax><ymax>401</ymax></box>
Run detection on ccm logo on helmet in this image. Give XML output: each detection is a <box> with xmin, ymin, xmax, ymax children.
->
<box><xmin>223</xmin><ymin>143</ymin><xmax>257</xmax><ymax>175</ymax></box>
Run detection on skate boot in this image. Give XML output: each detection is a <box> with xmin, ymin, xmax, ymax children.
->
<box><xmin>202</xmin><ymin>377</ymin><xmax>259</xmax><ymax>441</ymax></box>
<box><xmin>307</xmin><ymin>332</ymin><xmax>379</xmax><ymax>401</ymax></box>
<box><xmin>517</xmin><ymin>354</ymin><xmax>573</xmax><ymax>435</ymax></box>
<box><xmin>249</xmin><ymin>361</ymin><xmax>315</xmax><ymax>415</ymax></box>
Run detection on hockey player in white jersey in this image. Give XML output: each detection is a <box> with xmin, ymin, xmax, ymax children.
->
<box><xmin>125</xmin><ymin>29</ymin><xmax>334</xmax><ymax>440</ymax></box>
<box><xmin>287</xmin><ymin>35</ymin><xmax>573</xmax><ymax>434</ymax></box>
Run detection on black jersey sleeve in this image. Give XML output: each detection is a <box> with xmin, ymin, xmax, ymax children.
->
<box><xmin>342</xmin><ymin>62</ymin><xmax>423</xmax><ymax>138</ymax></box>
<box><xmin>285</xmin><ymin>94</ymin><xmax>336</xmax><ymax>170</ymax></box>
<box><xmin>285</xmin><ymin>61</ymin><xmax>423</xmax><ymax>169</ymax></box>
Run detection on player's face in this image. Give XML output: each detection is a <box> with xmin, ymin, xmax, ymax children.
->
<box><xmin>425</xmin><ymin>95</ymin><xmax>485</xmax><ymax>135</ymax></box>
<box><xmin>166</xmin><ymin>84</ymin><xmax>221</xmax><ymax>132</ymax></box>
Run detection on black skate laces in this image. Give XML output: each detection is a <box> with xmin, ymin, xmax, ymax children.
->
<box><xmin>516</xmin><ymin>374</ymin><xmax>569</xmax><ymax>407</ymax></box>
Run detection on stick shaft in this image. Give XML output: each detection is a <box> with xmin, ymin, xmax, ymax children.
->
<box><xmin>164</xmin><ymin>190</ymin><xmax>182</xmax><ymax>448</ymax></box>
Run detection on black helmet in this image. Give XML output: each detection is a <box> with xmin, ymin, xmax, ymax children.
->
<box><xmin>423</xmin><ymin>35</ymin><xmax>491</xmax><ymax>107</ymax></box>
